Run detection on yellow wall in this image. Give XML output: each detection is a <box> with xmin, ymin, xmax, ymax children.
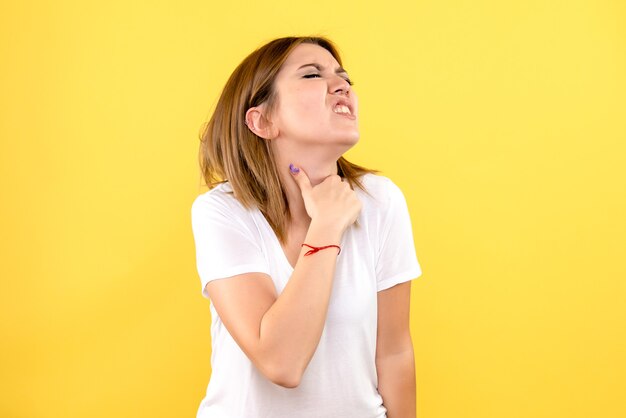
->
<box><xmin>1</xmin><ymin>1</ymin><xmax>624</xmax><ymax>417</ymax></box>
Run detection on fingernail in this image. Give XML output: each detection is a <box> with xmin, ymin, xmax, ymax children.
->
<box><xmin>289</xmin><ymin>163</ymin><xmax>299</xmax><ymax>174</ymax></box>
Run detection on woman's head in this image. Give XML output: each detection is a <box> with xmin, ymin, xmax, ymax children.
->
<box><xmin>198</xmin><ymin>36</ymin><xmax>379</xmax><ymax>243</ymax></box>
<box><xmin>245</xmin><ymin>41</ymin><xmax>359</xmax><ymax>150</ymax></box>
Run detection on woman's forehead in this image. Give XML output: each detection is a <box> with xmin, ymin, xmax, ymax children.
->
<box><xmin>282</xmin><ymin>43</ymin><xmax>338</xmax><ymax>69</ymax></box>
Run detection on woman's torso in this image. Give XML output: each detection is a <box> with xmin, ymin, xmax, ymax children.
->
<box><xmin>196</xmin><ymin>174</ymin><xmax>393</xmax><ymax>418</ymax></box>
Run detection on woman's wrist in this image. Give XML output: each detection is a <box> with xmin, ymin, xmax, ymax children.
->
<box><xmin>307</xmin><ymin>218</ymin><xmax>344</xmax><ymax>244</ymax></box>
<box><xmin>309</xmin><ymin>218</ymin><xmax>344</xmax><ymax>236</ymax></box>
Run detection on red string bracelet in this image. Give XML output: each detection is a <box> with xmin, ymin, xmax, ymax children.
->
<box><xmin>302</xmin><ymin>243</ymin><xmax>341</xmax><ymax>257</ymax></box>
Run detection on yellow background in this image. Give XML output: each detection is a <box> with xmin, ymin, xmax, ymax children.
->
<box><xmin>1</xmin><ymin>1</ymin><xmax>625</xmax><ymax>417</ymax></box>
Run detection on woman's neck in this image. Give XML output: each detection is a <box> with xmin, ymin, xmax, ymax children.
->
<box><xmin>274</xmin><ymin>155</ymin><xmax>339</xmax><ymax>228</ymax></box>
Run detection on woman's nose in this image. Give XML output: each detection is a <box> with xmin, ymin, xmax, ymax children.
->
<box><xmin>332</xmin><ymin>80</ymin><xmax>350</xmax><ymax>96</ymax></box>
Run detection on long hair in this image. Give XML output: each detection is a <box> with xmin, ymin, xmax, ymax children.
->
<box><xmin>198</xmin><ymin>36</ymin><xmax>380</xmax><ymax>245</ymax></box>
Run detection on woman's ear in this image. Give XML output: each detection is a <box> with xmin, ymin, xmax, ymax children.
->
<box><xmin>245</xmin><ymin>106</ymin><xmax>278</xmax><ymax>140</ymax></box>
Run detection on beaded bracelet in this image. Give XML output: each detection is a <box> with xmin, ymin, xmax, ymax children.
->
<box><xmin>302</xmin><ymin>243</ymin><xmax>341</xmax><ymax>257</ymax></box>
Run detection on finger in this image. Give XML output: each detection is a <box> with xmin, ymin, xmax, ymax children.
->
<box><xmin>289</xmin><ymin>164</ymin><xmax>312</xmax><ymax>194</ymax></box>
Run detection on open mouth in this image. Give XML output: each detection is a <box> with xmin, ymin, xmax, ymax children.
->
<box><xmin>332</xmin><ymin>103</ymin><xmax>356</xmax><ymax>119</ymax></box>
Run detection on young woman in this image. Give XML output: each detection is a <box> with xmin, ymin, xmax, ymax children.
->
<box><xmin>191</xmin><ymin>36</ymin><xmax>422</xmax><ymax>418</ymax></box>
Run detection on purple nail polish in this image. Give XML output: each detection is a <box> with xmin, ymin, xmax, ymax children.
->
<box><xmin>289</xmin><ymin>163</ymin><xmax>299</xmax><ymax>174</ymax></box>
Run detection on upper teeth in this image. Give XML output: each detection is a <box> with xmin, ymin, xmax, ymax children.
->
<box><xmin>333</xmin><ymin>104</ymin><xmax>351</xmax><ymax>115</ymax></box>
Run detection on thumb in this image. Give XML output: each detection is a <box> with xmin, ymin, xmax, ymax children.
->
<box><xmin>289</xmin><ymin>164</ymin><xmax>312</xmax><ymax>194</ymax></box>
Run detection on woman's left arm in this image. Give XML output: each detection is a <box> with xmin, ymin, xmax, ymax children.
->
<box><xmin>376</xmin><ymin>280</ymin><xmax>416</xmax><ymax>418</ymax></box>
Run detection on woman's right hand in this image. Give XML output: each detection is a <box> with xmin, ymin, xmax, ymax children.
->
<box><xmin>289</xmin><ymin>164</ymin><xmax>362</xmax><ymax>233</ymax></box>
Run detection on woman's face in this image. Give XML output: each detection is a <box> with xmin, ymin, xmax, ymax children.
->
<box><xmin>268</xmin><ymin>43</ymin><xmax>359</xmax><ymax>147</ymax></box>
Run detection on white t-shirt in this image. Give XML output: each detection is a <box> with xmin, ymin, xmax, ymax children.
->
<box><xmin>191</xmin><ymin>172</ymin><xmax>422</xmax><ymax>418</ymax></box>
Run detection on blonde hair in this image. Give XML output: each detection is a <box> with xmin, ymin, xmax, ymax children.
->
<box><xmin>198</xmin><ymin>36</ymin><xmax>380</xmax><ymax>244</ymax></box>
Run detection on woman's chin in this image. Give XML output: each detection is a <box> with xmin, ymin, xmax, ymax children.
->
<box><xmin>343</xmin><ymin>131</ymin><xmax>360</xmax><ymax>143</ymax></box>
<box><xmin>333</xmin><ymin>126</ymin><xmax>360</xmax><ymax>141</ymax></box>
<box><xmin>337</xmin><ymin>134</ymin><xmax>360</xmax><ymax>149</ymax></box>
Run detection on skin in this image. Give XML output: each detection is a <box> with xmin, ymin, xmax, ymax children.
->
<box><xmin>245</xmin><ymin>43</ymin><xmax>416</xmax><ymax>416</ymax></box>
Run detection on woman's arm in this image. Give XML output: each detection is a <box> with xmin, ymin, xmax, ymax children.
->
<box><xmin>376</xmin><ymin>281</ymin><xmax>416</xmax><ymax>418</ymax></box>
<box><xmin>204</xmin><ymin>170</ymin><xmax>361</xmax><ymax>389</ymax></box>
<box><xmin>205</xmin><ymin>218</ymin><xmax>343</xmax><ymax>388</ymax></box>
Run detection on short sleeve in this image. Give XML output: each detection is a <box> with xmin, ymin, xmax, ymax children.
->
<box><xmin>375</xmin><ymin>180</ymin><xmax>423</xmax><ymax>292</ymax></box>
<box><xmin>191</xmin><ymin>195</ymin><xmax>270</xmax><ymax>299</ymax></box>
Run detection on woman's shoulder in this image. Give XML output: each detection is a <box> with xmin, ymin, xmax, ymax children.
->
<box><xmin>191</xmin><ymin>181</ymin><xmax>247</xmax><ymax>216</ymax></box>
<box><xmin>359</xmin><ymin>172</ymin><xmax>394</xmax><ymax>189</ymax></box>
<box><xmin>357</xmin><ymin>172</ymin><xmax>400</xmax><ymax>205</ymax></box>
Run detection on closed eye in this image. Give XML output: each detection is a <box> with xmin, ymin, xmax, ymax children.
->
<box><xmin>303</xmin><ymin>73</ymin><xmax>354</xmax><ymax>86</ymax></box>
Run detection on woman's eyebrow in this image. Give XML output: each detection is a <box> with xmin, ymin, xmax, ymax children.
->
<box><xmin>297</xmin><ymin>63</ymin><xmax>348</xmax><ymax>75</ymax></box>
